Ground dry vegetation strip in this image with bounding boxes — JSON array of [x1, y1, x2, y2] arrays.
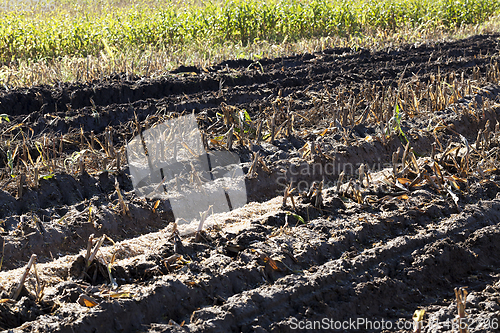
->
[[0, 0, 500, 86]]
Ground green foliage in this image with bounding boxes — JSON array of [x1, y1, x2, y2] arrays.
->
[[387, 103, 409, 144], [6, 149, 15, 177], [238, 109, 254, 134], [286, 211, 306, 224], [0, 0, 499, 63], [64, 150, 84, 169]]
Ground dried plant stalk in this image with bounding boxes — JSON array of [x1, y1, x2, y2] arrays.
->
[[11, 254, 37, 300], [115, 179, 130, 215], [226, 125, 234, 150], [454, 287, 469, 333], [87, 234, 106, 268], [337, 171, 345, 194]]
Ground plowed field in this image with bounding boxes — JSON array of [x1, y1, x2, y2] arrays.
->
[[1, 33, 500, 333]]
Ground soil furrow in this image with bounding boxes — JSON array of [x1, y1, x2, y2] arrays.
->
[[1, 34, 500, 333], [9, 195, 500, 333]]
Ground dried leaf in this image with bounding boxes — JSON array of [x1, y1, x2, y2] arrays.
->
[[434, 162, 443, 179], [109, 292, 131, 299], [264, 257, 280, 271], [382, 177, 395, 187], [444, 146, 460, 157], [210, 138, 223, 146], [449, 179, 461, 191], [410, 152, 419, 172], [451, 175, 467, 183], [83, 298, 98, 307], [413, 309, 426, 321], [253, 249, 281, 271], [88, 206, 92, 224], [298, 143, 310, 158], [7, 123, 24, 132], [394, 180, 409, 192], [153, 200, 160, 213], [78, 294, 98, 307], [397, 178, 411, 185], [163, 254, 182, 265], [433, 125, 447, 133]]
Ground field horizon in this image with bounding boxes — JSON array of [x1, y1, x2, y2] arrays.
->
[[0, 0, 500, 87]]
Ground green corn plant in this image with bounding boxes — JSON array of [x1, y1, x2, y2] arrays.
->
[[1, 0, 499, 65], [386, 103, 409, 144]]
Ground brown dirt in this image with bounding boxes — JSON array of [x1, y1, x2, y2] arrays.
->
[[0, 34, 500, 332]]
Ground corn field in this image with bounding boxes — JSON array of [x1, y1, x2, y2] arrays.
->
[[0, 0, 499, 64]]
